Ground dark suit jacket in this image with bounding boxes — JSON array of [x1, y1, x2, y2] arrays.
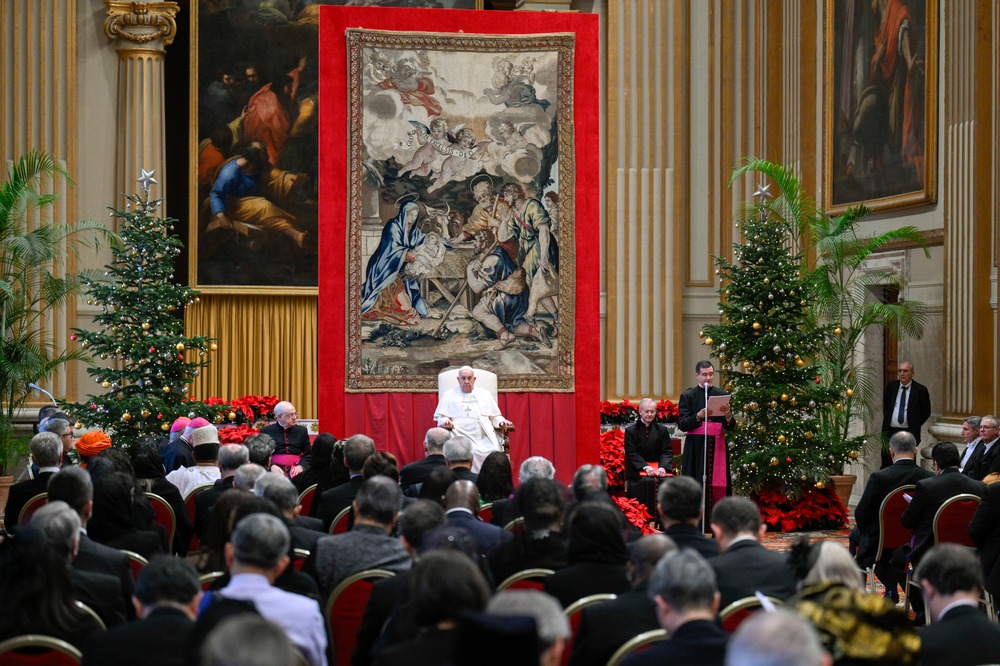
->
[[623, 421, 673, 483], [853, 458, 933, 566], [542, 561, 630, 608], [194, 475, 236, 541], [260, 422, 312, 466], [74, 532, 137, 620], [81, 606, 195, 666], [620, 619, 728, 666], [968, 481, 1000, 596], [677, 385, 735, 434], [568, 587, 658, 666], [316, 475, 365, 532], [399, 455, 447, 488], [664, 523, 720, 559], [710, 539, 797, 608], [452, 466, 478, 484], [488, 530, 570, 584], [880, 380, 931, 443], [920, 604, 1000, 666], [446, 509, 510, 554], [71, 568, 128, 628], [4, 470, 55, 529], [161, 438, 194, 472], [900, 468, 985, 564]]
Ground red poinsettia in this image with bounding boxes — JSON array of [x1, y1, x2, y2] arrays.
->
[[600, 428, 626, 489], [600, 399, 679, 425], [656, 399, 679, 421], [753, 485, 847, 533], [613, 495, 659, 535], [229, 394, 279, 423], [217, 424, 261, 445]]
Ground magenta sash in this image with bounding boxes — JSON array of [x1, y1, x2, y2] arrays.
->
[[687, 422, 727, 505], [271, 453, 302, 468]]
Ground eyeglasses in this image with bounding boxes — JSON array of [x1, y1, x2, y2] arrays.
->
[[279, 412, 298, 418], [981, 424, 999, 430], [60, 432, 74, 438]]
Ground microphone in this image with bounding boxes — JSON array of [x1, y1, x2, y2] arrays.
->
[[29, 383, 57, 406]]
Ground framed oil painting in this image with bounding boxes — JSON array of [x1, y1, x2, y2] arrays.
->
[[189, 0, 482, 293], [824, 0, 937, 214]]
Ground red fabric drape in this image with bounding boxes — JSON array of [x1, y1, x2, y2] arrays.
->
[[318, 7, 600, 483]]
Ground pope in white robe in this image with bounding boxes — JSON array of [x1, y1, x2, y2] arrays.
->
[[434, 366, 512, 471]]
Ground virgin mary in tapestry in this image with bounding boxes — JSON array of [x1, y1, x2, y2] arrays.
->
[[345, 29, 576, 392]]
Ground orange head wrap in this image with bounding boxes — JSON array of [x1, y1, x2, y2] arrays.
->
[[75, 430, 112, 463]]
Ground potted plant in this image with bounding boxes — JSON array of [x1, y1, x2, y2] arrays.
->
[[0, 151, 111, 489], [731, 159, 927, 488]]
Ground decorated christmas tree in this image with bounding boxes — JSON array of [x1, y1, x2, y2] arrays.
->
[[63, 170, 235, 446], [700, 181, 861, 529]]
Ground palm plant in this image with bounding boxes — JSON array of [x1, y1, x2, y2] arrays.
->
[[731, 158, 927, 457], [0, 151, 112, 474]]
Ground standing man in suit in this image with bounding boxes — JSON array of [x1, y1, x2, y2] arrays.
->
[[962, 415, 1000, 482], [850, 431, 933, 602], [957, 416, 982, 472], [260, 400, 312, 477], [81, 557, 202, 666], [917, 544, 1000, 665], [624, 398, 673, 516], [678, 361, 735, 520], [400, 427, 451, 491], [708, 496, 797, 608], [5, 431, 62, 531], [880, 361, 931, 469]]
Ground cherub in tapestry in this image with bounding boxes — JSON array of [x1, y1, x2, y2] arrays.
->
[[345, 30, 575, 392]]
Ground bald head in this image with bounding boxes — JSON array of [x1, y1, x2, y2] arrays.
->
[[444, 480, 480, 512], [424, 427, 451, 454]]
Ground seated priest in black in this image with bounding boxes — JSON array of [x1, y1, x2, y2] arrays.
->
[[624, 398, 673, 517], [260, 400, 311, 477]]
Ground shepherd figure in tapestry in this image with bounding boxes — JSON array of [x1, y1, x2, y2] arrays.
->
[[346, 30, 575, 392]]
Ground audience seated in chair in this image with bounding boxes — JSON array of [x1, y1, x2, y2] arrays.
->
[[488, 477, 570, 584], [789, 539, 917, 664], [315, 475, 411, 595], [315, 434, 374, 532], [80, 556, 202, 666], [475, 450, 514, 504], [657, 476, 719, 559], [166, 425, 222, 498], [292, 433, 347, 499], [445, 480, 510, 554], [131, 438, 194, 555], [484, 590, 572, 666], [708, 496, 797, 608], [194, 444, 250, 541], [569, 533, 676, 666], [489, 456, 557, 527], [371, 549, 491, 666], [917, 544, 1000, 666], [88, 471, 165, 561], [619, 550, 729, 666], [443, 435, 479, 484], [400, 427, 451, 493], [214, 513, 327, 666], [202, 614, 300, 666], [4, 431, 62, 532]]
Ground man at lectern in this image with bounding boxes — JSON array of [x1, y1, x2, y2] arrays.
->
[[678, 361, 735, 520]]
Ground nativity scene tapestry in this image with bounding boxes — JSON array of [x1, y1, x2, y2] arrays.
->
[[344, 29, 576, 392]]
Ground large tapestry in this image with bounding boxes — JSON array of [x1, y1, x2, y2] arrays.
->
[[345, 30, 575, 392], [318, 6, 600, 478]]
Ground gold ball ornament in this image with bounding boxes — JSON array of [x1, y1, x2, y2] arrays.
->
[[162, 386, 171, 393], [846, 388, 854, 397], [704, 338, 713, 346], [698, 331, 704, 338], [101, 381, 111, 389], [161, 423, 170, 432], [74, 422, 83, 429], [121, 412, 132, 422], [781, 393, 789, 401], [777, 434, 786, 443], [140, 409, 151, 418], [214, 414, 224, 424], [176, 343, 185, 352], [141, 322, 150, 330], [815, 481, 826, 489], [228, 411, 237, 420], [763, 277, 770, 284], [834, 327, 842, 335], [804, 431, 813, 439], [752, 322, 761, 330], [209, 342, 218, 351], [769, 457, 779, 467], [769, 401, 778, 408], [795, 358, 805, 367], [849, 450, 859, 460]]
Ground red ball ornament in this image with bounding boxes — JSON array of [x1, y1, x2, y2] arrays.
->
[[71, 334, 77, 341], [89, 403, 97, 409], [786, 457, 792, 463], [149, 347, 156, 353], [815, 376, 821, 383], [177, 354, 184, 360], [157, 413, 163, 419]]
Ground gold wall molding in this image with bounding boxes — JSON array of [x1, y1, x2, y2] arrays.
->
[[104, 1, 178, 48]]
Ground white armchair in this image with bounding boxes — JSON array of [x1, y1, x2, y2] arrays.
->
[[436, 367, 511, 456]]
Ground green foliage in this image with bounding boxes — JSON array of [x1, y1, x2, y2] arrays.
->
[[61, 186, 234, 448], [730, 158, 928, 457], [702, 193, 860, 497], [0, 151, 113, 475]]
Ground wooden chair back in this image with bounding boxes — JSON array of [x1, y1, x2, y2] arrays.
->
[[0, 635, 83, 666], [324, 569, 396, 666], [496, 568, 555, 592]]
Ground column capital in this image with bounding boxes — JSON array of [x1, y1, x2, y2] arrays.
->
[[104, 1, 180, 49]]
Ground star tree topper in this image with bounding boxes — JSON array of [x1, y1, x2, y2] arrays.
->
[[137, 168, 158, 191]]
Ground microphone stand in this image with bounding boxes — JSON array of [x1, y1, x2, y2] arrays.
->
[[701, 381, 709, 533], [29, 383, 57, 406]]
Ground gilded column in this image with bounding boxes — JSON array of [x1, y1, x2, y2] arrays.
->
[[103, 1, 179, 213]]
